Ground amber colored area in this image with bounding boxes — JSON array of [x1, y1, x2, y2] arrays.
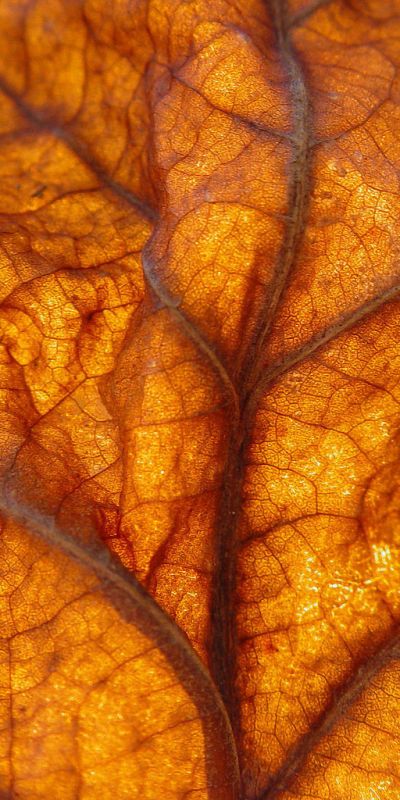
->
[[0, 0, 400, 798]]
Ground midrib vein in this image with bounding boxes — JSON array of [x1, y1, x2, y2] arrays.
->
[[242, 0, 311, 395], [208, 1, 313, 788]]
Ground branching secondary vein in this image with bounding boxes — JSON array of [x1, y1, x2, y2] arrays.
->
[[0, 76, 158, 223], [0, 496, 241, 798], [258, 628, 400, 800]]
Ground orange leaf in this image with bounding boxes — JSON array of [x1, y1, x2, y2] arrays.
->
[[0, 1, 400, 798]]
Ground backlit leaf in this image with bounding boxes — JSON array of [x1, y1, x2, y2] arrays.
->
[[0, 0, 399, 798]]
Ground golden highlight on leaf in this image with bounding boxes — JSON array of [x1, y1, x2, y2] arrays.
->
[[0, 0, 400, 798]]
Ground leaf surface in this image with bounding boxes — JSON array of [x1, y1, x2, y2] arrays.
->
[[0, 0, 400, 798]]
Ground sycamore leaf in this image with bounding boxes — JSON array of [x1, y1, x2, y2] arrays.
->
[[0, 0, 400, 799]]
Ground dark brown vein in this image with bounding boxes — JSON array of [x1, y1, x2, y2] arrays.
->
[[142, 250, 240, 418], [171, 69, 291, 141], [253, 281, 400, 404], [0, 76, 158, 223], [0, 495, 241, 800], [289, 0, 334, 28], [208, 0, 313, 769], [242, 0, 312, 397], [258, 627, 400, 800]]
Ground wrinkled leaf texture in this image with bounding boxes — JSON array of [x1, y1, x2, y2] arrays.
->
[[0, 0, 400, 798]]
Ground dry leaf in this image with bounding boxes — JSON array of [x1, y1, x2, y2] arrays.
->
[[0, 0, 400, 798]]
